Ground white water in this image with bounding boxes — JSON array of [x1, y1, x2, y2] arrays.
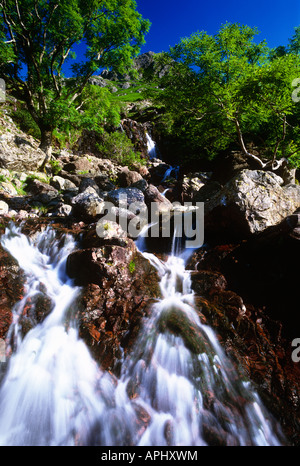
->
[[0, 224, 284, 446], [146, 132, 158, 160], [161, 165, 180, 182]]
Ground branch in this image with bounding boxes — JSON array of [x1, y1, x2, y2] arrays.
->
[[271, 113, 287, 165], [234, 118, 267, 168]]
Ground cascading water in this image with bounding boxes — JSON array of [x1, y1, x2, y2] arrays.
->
[[0, 223, 284, 446], [146, 133, 158, 160]]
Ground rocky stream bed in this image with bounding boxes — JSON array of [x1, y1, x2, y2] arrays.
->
[[0, 113, 299, 445]]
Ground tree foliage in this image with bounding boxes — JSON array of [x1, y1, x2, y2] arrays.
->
[[155, 23, 300, 169], [0, 0, 150, 164]]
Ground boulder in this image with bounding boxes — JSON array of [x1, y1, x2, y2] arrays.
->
[[0, 201, 9, 215], [118, 167, 143, 187], [71, 187, 105, 222], [0, 120, 45, 171], [131, 179, 148, 192], [143, 184, 174, 214], [51, 176, 78, 193], [66, 241, 161, 370], [197, 170, 300, 239], [106, 187, 145, 209], [95, 219, 128, 247], [0, 181, 18, 196], [78, 177, 102, 195], [25, 178, 60, 204]]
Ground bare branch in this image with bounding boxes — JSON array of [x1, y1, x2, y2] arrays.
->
[[271, 113, 287, 166], [234, 118, 267, 168]]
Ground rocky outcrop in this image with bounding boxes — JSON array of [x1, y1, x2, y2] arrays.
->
[[121, 119, 149, 156], [187, 211, 300, 445], [0, 115, 45, 171], [0, 240, 25, 342], [66, 230, 161, 371], [195, 169, 300, 240]]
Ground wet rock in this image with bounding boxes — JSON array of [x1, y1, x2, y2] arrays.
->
[[0, 239, 25, 341], [190, 270, 227, 296], [188, 214, 300, 445], [66, 241, 160, 371], [218, 210, 300, 338], [143, 184, 173, 214], [157, 305, 207, 354]]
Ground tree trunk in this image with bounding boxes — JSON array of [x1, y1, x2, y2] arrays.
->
[[39, 126, 53, 169]]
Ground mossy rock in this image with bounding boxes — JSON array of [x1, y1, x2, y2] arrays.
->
[[157, 305, 208, 354]]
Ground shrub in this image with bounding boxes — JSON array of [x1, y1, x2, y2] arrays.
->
[[97, 132, 145, 169]]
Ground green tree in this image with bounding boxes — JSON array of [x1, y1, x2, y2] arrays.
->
[[0, 0, 150, 166], [157, 23, 300, 170]]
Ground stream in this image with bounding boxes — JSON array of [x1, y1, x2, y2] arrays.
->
[[0, 222, 284, 446]]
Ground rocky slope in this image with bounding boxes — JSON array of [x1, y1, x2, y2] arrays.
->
[[0, 111, 300, 445]]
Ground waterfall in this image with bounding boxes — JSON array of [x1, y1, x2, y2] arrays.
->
[[161, 165, 180, 182], [146, 132, 158, 160], [0, 223, 284, 446]]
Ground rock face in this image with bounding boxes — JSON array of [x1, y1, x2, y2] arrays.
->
[[66, 235, 161, 371], [0, 115, 45, 171], [187, 212, 300, 446], [0, 225, 25, 344], [195, 170, 300, 239]]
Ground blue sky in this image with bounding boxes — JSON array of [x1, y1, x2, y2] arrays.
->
[[136, 0, 300, 53], [66, 0, 300, 76]]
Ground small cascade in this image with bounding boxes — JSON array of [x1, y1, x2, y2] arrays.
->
[[161, 165, 180, 182], [146, 132, 158, 159], [0, 223, 285, 446]]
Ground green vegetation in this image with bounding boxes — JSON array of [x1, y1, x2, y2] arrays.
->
[[153, 23, 300, 169], [96, 131, 146, 169], [1, 3, 300, 174], [0, 0, 150, 166], [129, 260, 136, 274]]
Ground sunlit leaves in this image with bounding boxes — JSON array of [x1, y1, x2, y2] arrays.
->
[[0, 0, 150, 147], [156, 22, 300, 166]]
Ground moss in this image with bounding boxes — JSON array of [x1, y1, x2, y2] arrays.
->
[[129, 260, 136, 274], [157, 306, 207, 354]]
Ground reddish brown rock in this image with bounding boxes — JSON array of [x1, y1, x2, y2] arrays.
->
[[67, 240, 161, 371], [0, 240, 25, 340], [188, 214, 300, 446]]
